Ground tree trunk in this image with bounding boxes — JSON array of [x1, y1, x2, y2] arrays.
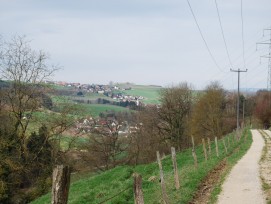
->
[[52, 165, 71, 204]]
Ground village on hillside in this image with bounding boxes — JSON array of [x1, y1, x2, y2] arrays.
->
[[46, 80, 145, 106]]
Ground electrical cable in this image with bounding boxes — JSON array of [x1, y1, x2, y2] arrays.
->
[[186, 0, 226, 73], [241, 0, 246, 68], [214, 0, 233, 68]]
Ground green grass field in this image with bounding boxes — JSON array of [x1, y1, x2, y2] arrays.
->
[[84, 92, 113, 100], [52, 95, 130, 118], [57, 135, 87, 150], [115, 84, 161, 104], [31, 129, 252, 204], [52, 84, 161, 105], [79, 103, 130, 118]]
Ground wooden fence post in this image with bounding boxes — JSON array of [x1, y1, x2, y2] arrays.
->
[[207, 137, 211, 156], [240, 128, 243, 140], [232, 130, 236, 143], [191, 136, 195, 149], [235, 130, 239, 141], [191, 137, 198, 169], [215, 137, 219, 157], [202, 138, 208, 161], [192, 149, 198, 169], [52, 165, 71, 204], [227, 136, 230, 148], [156, 151, 169, 204], [223, 139, 228, 154], [171, 147, 180, 190], [134, 173, 144, 204], [245, 129, 248, 142]]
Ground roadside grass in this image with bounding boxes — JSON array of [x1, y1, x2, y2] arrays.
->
[[258, 130, 271, 202], [259, 130, 268, 162], [31, 129, 252, 204]]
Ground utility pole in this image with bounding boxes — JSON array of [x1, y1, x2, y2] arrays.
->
[[256, 28, 271, 91], [230, 68, 248, 130]]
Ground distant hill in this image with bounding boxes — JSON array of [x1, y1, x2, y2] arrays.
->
[[0, 80, 10, 88], [228, 88, 266, 94]]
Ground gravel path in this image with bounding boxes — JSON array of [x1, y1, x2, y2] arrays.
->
[[217, 130, 265, 204]]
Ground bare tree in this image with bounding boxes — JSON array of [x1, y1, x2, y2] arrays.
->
[[253, 90, 271, 129], [191, 82, 226, 141], [158, 83, 192, 150], [128, 106, 168, 164], [0, 35, 65, 202], [0, 35, 59, 158], [81, 118, 131, 171], [1, 35, 57, 83]]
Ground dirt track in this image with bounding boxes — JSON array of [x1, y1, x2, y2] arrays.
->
[[217, 130, 265, 204]]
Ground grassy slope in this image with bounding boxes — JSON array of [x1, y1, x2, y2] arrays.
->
[[53, 84, 161, 105], [52, 95, 130, 118], [120, 85, 161, 104], [51, 85, 159, 118], [80, 103, 130, 118], [32, 129, 252, 204]]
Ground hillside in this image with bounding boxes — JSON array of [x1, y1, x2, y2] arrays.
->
[[32, 129, 252, 204], [51, 83, 161, 117], [116, 84, 161, 104]]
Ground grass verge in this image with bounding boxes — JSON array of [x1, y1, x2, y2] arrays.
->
[[258, 130, 271, 203], [31, 129, 252, 204]]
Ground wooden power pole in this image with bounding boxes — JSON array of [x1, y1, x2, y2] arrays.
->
[[230, 68, 247, 130]]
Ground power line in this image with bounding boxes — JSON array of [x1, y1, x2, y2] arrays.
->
[[214, 0, 233, 68], [186, 0, 225, 73], [241, 0, 246, 68], [207, 41, 260, 85], [256, 28, 271, 90], [244, 62, 266, 84]]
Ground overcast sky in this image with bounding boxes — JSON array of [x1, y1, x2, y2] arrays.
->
[[0, 0, 271, 90]]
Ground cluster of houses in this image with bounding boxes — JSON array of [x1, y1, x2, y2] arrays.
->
[[105, 92, 144, 105], [46, 80, 145, 105], [46, 80, 131, 93], [74, 116, 140, 136]]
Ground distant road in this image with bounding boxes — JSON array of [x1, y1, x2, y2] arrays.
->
[[217, 130, 265, 204]]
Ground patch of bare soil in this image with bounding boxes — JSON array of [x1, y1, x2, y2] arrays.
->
[[189, 160, 227, 204], [260, 130, 271, 203]]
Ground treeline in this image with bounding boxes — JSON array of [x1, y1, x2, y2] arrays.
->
[[80, 82, 271, 172], [81, 82, 233, 169]]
